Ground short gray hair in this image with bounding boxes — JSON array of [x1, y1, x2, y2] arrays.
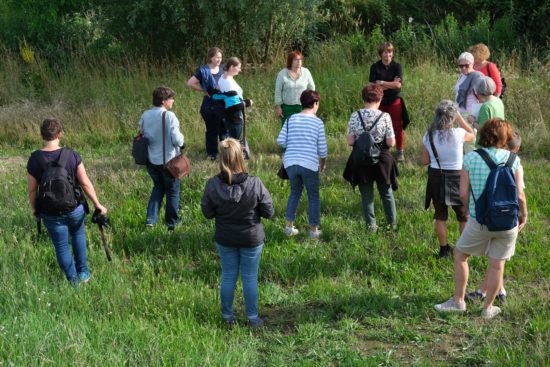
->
[[474, 76, 496, 96], [457, 52, 474, 64]]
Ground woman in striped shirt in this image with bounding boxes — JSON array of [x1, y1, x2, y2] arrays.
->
[[277, 90, 327, 239]]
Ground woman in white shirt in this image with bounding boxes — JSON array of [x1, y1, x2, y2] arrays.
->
[[421, 100, 475, 258], [217, 57, 252, 140]]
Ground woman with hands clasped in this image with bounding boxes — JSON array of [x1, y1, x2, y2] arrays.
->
[[274, 51, 315, 126]]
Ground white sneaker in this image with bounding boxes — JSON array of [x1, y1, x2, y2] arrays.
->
[[434, 297, 466, 312], [284, 226, 299, 236], [482, 305, 501, 320], [309, 230, 322, 239]]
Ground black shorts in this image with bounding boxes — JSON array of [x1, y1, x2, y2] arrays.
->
[[426, 167, 468, 222]]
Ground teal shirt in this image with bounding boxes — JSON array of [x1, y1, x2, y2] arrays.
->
[[463, 147, 520, 218]]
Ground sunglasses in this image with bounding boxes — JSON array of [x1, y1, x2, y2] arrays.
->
[[458, 64, 470, 68]]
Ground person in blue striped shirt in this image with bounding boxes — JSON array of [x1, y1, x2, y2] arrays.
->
[[277, 90, 328, 239]]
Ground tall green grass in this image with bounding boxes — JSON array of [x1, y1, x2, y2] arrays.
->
[[0, 49, 549, 365]]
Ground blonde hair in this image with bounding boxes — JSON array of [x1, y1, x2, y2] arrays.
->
[[219, 138, 246, 183], [469, 43, 491, 61]]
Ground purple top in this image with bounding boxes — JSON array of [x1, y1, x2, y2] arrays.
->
[[27, 148, 82, 182]]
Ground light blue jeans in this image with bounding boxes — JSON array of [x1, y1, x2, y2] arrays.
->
[[42, 205, 88, 283], [216, 243, 264, 321], [285, 165, 321, 226], [358, 181, 397, 227]]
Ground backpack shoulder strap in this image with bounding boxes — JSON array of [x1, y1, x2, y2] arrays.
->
[[356, 110, 367, 131], [428, 131, 442, 171], [475, 148, 497, 169], [57, 148, 71, 168], [367, 111, 384, 132], [505, 152, 517, 168]]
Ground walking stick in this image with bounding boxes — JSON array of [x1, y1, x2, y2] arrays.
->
[[92, 209, 111, 262]]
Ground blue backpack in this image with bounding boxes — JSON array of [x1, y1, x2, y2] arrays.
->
[[471, 149, 518, 231]]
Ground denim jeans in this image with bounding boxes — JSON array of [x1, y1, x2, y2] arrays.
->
[[225, 122, 243, 140], [216, 243, 264, 321], [146, 162, 180, 228], [201, 103, 227, 156], [358, 181, 397, 227], [285, 165, 321, 226], [42, 205, 87, 283]]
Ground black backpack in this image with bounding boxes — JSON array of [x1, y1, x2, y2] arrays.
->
[[36, 148, 79, 215], [351, 111, 384, 166], [471, 149, 518, 231], [487, 62, 507, 98]]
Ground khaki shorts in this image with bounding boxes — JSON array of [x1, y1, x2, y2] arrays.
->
[[456, 217, 518, 260]]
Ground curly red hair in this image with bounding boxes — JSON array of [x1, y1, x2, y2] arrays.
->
[[478, 118, 514, 148]]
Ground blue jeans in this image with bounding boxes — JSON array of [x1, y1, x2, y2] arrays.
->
[[216, 243, 264, 321], [358, 181, 397, 227], [42, 205, 87, 283], [285, 165, 321, 226], [146, 162, 180, 228], [225, 122, 243, 140], [201, 103, 227, 156]]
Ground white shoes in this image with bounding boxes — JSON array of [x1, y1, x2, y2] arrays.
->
[[482, 305, 502, 320], [434, 297, 467, 312], [283, 226, 299, 236]]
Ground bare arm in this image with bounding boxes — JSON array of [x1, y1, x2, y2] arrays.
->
[[456, 113, 476, 142], [385, 136, 396, 147], [515, 166, 528, 231], [319, 157, 326, 173], [346, 134, 356, 146], [187, 75, 207, 95], [27, 174, 38, 217], [459, 168, 470, 208], [421, 146, 430, 165], [76, 163, 107, 214]]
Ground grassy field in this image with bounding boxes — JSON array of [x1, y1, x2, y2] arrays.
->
[[0, 53, 549, 365]]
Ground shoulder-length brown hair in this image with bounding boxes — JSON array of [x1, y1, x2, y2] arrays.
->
[[478, 118, 514, 148], [286, 51, 303, 69]]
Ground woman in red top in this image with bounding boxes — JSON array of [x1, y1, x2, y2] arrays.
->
[[470, 43, 503, 97]]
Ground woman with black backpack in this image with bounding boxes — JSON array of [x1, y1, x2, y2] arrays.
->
[[343, 83, 398, 232], [27, 118, 107, 285]]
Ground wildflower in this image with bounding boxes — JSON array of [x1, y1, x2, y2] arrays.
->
[[19, 40, 35, 64]]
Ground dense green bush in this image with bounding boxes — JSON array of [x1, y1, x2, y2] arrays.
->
[[0, 1, 547, 65]]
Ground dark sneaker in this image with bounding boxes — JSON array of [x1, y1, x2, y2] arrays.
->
[[437, 244, 452, 258], [495, 292, 507, 304], [223, 316, 238, 327], [465, 290, 485, 303], [207, 155, 216, 161], [247, 317, 264, 329], [396, 150, 405, 162]]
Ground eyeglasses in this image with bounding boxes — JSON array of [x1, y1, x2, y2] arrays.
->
[[458, 64, 470, 68], [293, 58, 303, 61]]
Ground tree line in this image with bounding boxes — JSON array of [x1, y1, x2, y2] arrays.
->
[[0, 0, 548, 65]]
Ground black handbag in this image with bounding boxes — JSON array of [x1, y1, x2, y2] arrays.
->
[[427, 132, 462, 206], [132, 131, 148, 165]]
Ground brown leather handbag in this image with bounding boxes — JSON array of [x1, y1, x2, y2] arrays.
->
[[162, 111, 191, 179]]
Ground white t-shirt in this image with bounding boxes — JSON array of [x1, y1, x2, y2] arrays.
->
[[218, 76, 243, 98], [423, 128, 467, 170]]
